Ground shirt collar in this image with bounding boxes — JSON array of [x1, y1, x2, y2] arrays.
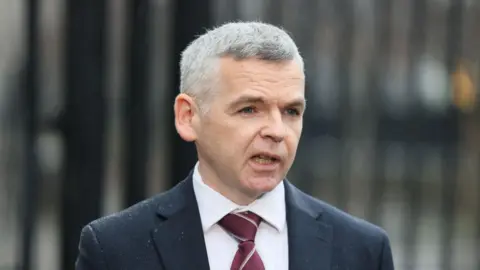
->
[[192, 162, 286, 233]]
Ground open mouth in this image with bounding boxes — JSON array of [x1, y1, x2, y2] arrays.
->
[[250, 154, 280, 165]]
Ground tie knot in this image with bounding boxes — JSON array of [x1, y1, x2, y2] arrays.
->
[[218, 211, 262, 242]]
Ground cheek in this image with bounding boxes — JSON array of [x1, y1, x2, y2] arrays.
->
[[286, 138, 299, 155], [225, 118, 258, 137], [202, 123, 248, 155], [286, 126, 302, 151]]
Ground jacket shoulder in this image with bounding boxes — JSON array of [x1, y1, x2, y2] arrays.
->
[[88, 178, 189, 234], [288, 184, 390, 250], [289, 186, 393, 268], [76, 179, 191, 268], [98, 192, 163, 227]]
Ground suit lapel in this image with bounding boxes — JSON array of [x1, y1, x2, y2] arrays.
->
[[151, 175, 210, 270], [285, 181, 332, 270]]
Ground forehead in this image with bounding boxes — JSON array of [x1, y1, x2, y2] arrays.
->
[[217, 57, 305, 102]]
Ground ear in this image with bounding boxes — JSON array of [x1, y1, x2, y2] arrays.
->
[[174, 93, 198, 142]]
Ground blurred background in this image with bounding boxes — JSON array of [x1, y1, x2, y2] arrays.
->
[[0, 0, 479, 269]]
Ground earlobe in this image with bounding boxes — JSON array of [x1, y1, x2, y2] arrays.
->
[[174, 93, 198, 142]]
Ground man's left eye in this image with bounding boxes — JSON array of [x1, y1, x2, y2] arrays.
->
[[285, 108, 300, 116]]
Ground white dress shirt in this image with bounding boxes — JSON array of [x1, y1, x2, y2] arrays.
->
[[192, 162, 289, 270]]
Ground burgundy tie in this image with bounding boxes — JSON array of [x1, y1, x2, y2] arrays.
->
[[218, 211, 265, 270]]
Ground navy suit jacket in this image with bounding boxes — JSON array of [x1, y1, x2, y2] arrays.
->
[[76, 172, 394, 270]]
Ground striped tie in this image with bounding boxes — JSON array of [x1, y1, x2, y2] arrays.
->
[[218, 211, 265, 270]]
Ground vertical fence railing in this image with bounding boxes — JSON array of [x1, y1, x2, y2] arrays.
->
[[335, 0, 354, 211], [123, 0, 151, 207], [403, 0, 427, 267], [367, 0, 392, 226], [439, 1, 464, 267], [477, 155, 480, 269], [61, 1, 108, 269], [20, 0, 39, 269], [403, 146, 423, 269], [439, 146, 458, 270]]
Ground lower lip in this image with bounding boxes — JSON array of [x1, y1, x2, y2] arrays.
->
[[248, 158, 280, 171]]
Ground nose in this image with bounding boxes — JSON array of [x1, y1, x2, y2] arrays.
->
[[260, 111, 286, 143]]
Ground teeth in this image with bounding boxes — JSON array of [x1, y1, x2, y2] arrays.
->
[[253, 156, 275, 164]]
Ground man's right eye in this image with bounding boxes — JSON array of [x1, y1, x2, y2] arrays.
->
[[238, 106, 256, 114]]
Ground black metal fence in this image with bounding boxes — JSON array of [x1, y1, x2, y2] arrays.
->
[[0, 0, 479, 269]]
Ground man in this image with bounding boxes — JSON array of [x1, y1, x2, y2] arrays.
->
[[76, 21, 394, 270]]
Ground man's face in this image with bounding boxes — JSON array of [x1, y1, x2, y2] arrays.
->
[[177, 57, 305, 204]]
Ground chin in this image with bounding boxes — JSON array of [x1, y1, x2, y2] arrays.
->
[[243, 175, 282, 194]]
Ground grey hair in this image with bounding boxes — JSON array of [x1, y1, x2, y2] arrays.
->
[[179, 21, 304, 112]]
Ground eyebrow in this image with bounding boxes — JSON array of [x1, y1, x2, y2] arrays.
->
[[287, 98, 307, 110], [228, 95, 306, 110]]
